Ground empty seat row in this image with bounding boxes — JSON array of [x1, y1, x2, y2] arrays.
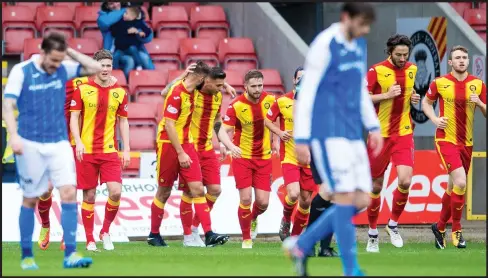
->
[[450, 3, 486, 41]]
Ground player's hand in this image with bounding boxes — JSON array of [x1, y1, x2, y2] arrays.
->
[[75, 142, 85, 162], [184, 63, 197, 76], [368, 131, 384, 158], [279, 130, 292, 142], [228, 144, 242, 159], [9, 134, 23, 155], [295, 143, 311, 165], [224, 83, 237, 98], [121, 150, 131, 169], [470, 93, 482, 106], [411, 89, 420, 104], [386, 82, 402, 99], [127, 27, 138, 34], [139, 31, 146, 37], [272, 139, 280, 156], [178, 152, 192, 168], [219, 143, 227, 161], [434, 116, 448, 129]]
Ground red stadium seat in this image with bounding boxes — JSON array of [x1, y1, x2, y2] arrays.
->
[[478, 31, 486, 41], [129, 70, 168, 101], [480, 3, 486, 10], [220, 93, 234, 115], [464, 9, 487, 31], [190, 6, 229, 40], [129, 127, 157, 151], [156, 102, 165, 123], [127, 102, 158, 125], [152, 6, 191, 40], [167, 70, 185, 84], [127, 102, 158, 151], [53, 2, 84, 14], [260, 69, 285, 95], [75, 6, 102, 48], [224, 70, 245, 95], [15, 2, 47, 15], [219, 38, 258, 74], [111, 69, 129, 94], [169, 2, 199, 16], [179, 38, 219, 67], [36, 6, 76, 39], [450, 2, 473, 16], [145, 38, 182, 72], [122, 155, 140, 178], [140, 6, 152, 29], [196, 29, 228, 47], [2, 6, 37, 55], [22, 38, 43, 61], [68, 38, 99, 56]]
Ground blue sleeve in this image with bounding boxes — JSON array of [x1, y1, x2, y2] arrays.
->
[[97, 8, 126, 32], [137, 22, 153, 44]]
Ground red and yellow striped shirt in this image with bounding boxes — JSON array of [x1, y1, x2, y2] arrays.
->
[[70, 80, 128, 154], [191, 90, 222, 152], [267, 91, 309, 167], [158, 80, 194, 144], [367, 60, 418, 137], [426, 73, 486, 146], [65, 77, 90, 145], [223, 92, 275, 160]]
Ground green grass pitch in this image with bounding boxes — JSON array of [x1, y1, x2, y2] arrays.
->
[[2, 241, 486, 276]]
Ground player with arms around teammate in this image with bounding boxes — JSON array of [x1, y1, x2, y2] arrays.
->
[[70, 49, 131, 252], [149, 61, 229, 247], [2, 32, 102, 270], [220, 70, 276, 249], [423, 46, 486, 249], [365, 34, 421, 252], [282, 3, 383, 276]]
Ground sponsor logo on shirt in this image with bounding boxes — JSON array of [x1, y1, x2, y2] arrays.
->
[[167, 105, 178, 114]]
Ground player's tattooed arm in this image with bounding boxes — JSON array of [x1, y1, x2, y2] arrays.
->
[[66, 47, 102, 77]]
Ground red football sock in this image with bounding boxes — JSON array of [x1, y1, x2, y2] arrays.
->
[[282, 195, 297, 222], [450, 186, 465, 232], [192, 193, 217, 228], [291, 204, 310, 236], [38, 193, 53, 228], [193, 196, 212, 233], [101, 197, 120, 235], [437, 190, 451, 231], [390, 187, 409, 223], [151, 197, 165, 234], [367, 192, 381, 229], [81, 201, 95, 243], [251, 202, 266, 220], [180, 194, 193, 236], [238, 203, 252, 240]]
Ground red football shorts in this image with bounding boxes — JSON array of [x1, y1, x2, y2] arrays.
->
[[282, 163, 317, 192], [435, 141, 473, 174], [368, 134, 414, 179], [78, 152, 122, 190], [72, 145, 85, 188], [232, 158, 272, 192], [178, 149, 221, 192], [157, 142, 202, 187]]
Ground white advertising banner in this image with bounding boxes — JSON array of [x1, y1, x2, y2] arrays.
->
[[472, 55, 486, 83]]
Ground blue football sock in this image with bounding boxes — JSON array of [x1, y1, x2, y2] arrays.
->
[[296, 206, 336, 255], [19, 206, 35, 259], [61, 203, 78, 258], [333, 204, 359, 276]]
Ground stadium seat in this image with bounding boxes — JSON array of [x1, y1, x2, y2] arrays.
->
[[122, 156, 140, 178], [36, 6, 76, 39], [2, 6, 37, 55], [260, 69, 285, 95], [190, 6, 230, 45], [152, 6, 191, 40], [128, 102, 158, 151], [145, 38, 182, 72], [111, 69, 129, 94], [480, 2, 486, 10], [129, 70, 168, 102], [68, 38, 99, 56], [219, 38, 259, 74], [127, 102, 158, 125], [220, 93, 234, 115], [167, 70, 185, 84], [179, 38, 219, 67], [464, 9, 487, 31], [140, 6, 152, 28], [156, 102, 165, 123], [53, 2, 84, 14], [15, 2, 47, 15], [22, 38, 43, 61], [450, 2, 473, 16], [477, 31, 486, 41], [224, 70, 245, 95], [75, 6, 102, 48], [129, 127, 157, 151], [169, 2, 199, 16]]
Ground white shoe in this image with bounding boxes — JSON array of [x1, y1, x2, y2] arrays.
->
[[251, 219, 258, 240], [183, 235, 204, 247], [86, 241, 100, 252], [385, 225, 404, 248], [366, 237, 379, 253], [242, 239, 253, 249], [191, 229, 206, 247], [101, 233, 114, 251]]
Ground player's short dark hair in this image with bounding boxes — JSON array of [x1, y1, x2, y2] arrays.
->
[[449, 45, 468, 60], [41, 32, 67, 54], [341, 3, 376, 23], [208, 66, 226, 80], [386, 34, 412, 55], [244, 70, 263, 83], [294, 66, 304, 79], [192, 61, 211, 76], [93, 49, 113, 61]]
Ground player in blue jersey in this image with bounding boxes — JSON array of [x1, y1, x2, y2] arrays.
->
[[2, 32, 102, 270], [282, 3, 383, 276]]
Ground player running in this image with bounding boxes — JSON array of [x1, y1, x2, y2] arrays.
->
[[2, 32, 101, 270], [70, 49, 130, 252], [220, 70, 276, 249], [281, 3, 382, 276], [149, 61, 229, 248], [365, 34, 421, 252], [265, 68, 317, 242], [423, 45, 486, 249]]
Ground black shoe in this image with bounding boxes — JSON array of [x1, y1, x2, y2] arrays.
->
[[147, 233, 168, 247], [431, 223, 446, 250], [318, 247, 339, 257], [279, 218, 291, 242], [205, 232, 230, 247], [452, 230, 467, 249]]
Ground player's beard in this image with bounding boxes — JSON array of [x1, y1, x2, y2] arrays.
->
[[391, 57, 406, 69], [452, 65, 467, 75]]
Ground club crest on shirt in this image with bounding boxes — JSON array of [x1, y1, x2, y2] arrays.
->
[[469, 85, 476, 92], [264, 103, 270, 109], [112, 91, 119, 98]]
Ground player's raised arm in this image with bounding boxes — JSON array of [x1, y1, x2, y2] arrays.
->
[[65, 47, 102, 78], [2, 64, 24, 154]]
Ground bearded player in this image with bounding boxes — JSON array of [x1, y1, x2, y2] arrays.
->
[[70, 49, 130, 252], [365, 34, 421, 252], [220, 70, 276, 249], [148, 61, 229, 247], [423, 45, 486, 249]]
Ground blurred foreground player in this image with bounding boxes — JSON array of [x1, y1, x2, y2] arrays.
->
[[423, 45, 486, 249], [282, 3, 383, 276]]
